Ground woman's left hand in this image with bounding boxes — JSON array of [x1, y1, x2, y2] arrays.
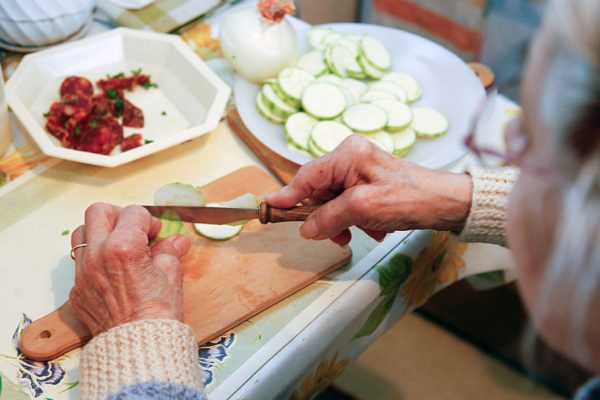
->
[[69, 203, 192, 336]]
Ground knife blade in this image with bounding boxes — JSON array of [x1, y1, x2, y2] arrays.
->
[[143, 205, 259, 225], [143, 203, 319, 225]]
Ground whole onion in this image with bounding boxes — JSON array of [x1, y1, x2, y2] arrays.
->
[[220, 0, 299, 83]]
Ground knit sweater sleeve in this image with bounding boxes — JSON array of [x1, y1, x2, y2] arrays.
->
[[457, 165, 520, 247], [79, 319, 206, 400]]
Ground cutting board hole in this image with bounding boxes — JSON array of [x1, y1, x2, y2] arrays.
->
[[39, 330, 52, 339]]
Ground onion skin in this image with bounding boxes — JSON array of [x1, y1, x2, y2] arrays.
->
[[258, 0, 296, 22], [220, 4, 299, 83]]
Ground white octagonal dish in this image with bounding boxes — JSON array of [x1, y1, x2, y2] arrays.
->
[[6, 27, 231, 167]]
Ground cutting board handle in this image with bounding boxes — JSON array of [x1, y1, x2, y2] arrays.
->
[[20, 302, 91, 361], [259, 203, 319, 224]]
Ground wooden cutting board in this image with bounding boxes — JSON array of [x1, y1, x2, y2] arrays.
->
[[20, 166, 352, 361]]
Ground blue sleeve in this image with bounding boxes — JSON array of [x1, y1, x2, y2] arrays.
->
[[575, 377, 600, 400], [107, 382, 207, 400]]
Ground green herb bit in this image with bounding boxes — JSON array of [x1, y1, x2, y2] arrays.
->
[[43, 112, 49, 118], [144, 139, 154, 144], [161, 111, 166, 116], [112, 72, 125, 78], [143, 82, 158, 90], [61, 230, 70, 236], [115, 99, 124, 117], [90, 119, 99, 128], [132, 68, 142, 75], [74, 127, 81, 136], [106, 89, 119, 99], [63, 96, 78, 105]]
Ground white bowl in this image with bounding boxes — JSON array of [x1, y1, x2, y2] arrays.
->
[[0, 0, 95, 47], [6, 28, 231, 167]]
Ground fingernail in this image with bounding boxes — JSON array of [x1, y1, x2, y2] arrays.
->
[[173, 236, 190, 254], [300, 220, 318, 240]]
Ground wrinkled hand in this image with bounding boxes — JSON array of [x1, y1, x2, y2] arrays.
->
[[266, 136, 472, 246], [69, 203, 192, 336]]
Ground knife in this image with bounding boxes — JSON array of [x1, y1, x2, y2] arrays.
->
[[143, 202, 319, 225]]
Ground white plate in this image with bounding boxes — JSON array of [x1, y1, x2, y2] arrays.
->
[[235, 21, 485, 169], [6, 27, 231, 168]]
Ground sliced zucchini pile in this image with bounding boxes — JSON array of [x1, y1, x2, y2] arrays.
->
[[255, 26, 450, 159]]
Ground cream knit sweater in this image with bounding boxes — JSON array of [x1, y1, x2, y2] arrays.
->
[[458, 165, 519, 247], [79, 166, 519, 399]]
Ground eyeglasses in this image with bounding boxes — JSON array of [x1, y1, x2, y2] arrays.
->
[[463, 89, 560, 180]]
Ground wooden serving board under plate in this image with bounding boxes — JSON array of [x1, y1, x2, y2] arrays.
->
[[20, 166, 352, 361]]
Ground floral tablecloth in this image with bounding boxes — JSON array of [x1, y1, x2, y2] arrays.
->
[[0, 11, 519, 400]]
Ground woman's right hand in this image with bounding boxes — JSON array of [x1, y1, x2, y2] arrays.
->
[[266, 135, 473, 246]]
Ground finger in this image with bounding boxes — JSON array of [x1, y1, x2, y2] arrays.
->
[[84, 203, 121, 246], [112, 205, 155, 243], [71, 225, 86, 264], [301, 198, 324, 206], [361, 228, 387, 242], [151, 235, 191, 261], [153, 253, 183, 286], [152, 252, 184, 321], [71, 225, 85, 247], [299, 189, 360, 240], [148, 217, 162, 239], [311, 189, 339, 202], [331, 229, 352, 247], [265, 155, 344, 208]]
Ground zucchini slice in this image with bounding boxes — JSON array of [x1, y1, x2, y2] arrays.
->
[[302, 82, 347, 120], [285, 112, 318, 151], [309, 27, 333, 50], [310, 121, 353, 153], [368, 81, 408, 103], [261, 84, 298, 119], [411, 107, 449, 138], [360, 36, 392, 71], [153, 182, 205, 206], [341, 78, 368, 103], [256, 92, 285, 124], [359, 89, 398, 103], [364, 131, 394, 153], [391, 127, 417, 157], [278, 67, 316, 102], [297, 50, 328, 77], [382, 72, 422, 103], [371, 99, 413, 131], [342, 103, 388, 133], [358, 54, 385, 80]]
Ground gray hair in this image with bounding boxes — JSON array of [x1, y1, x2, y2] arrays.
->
[[535, 0, 600, 370]]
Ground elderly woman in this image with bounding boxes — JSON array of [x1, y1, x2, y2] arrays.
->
[[69, 0, 599, 398]]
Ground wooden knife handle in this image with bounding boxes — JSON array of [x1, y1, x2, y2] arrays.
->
[[259, 202, 319, 224]]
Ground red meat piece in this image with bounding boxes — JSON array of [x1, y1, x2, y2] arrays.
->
[[96, 74, 151, 92], [122, 99, 144, 128], [62, 95, 92, 117], [91, 94, 116, 118], [60, 76, 94, 99], [121, 134, 144, 152], [76, 117, 123, 155], [45, 102, 70, 145]]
